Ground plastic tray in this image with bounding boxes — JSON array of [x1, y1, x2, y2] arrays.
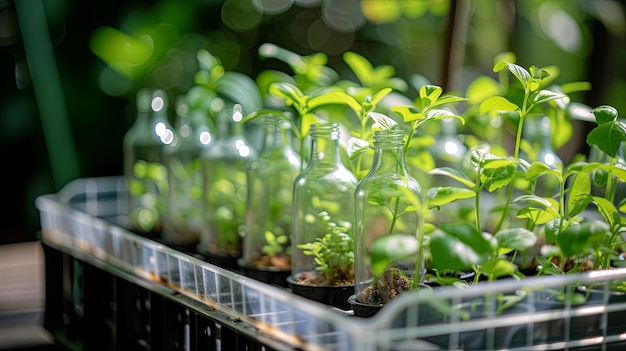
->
[[36, 176, 626, 350]]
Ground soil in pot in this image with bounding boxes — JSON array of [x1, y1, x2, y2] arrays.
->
[[287, 272, 354, 310], [350, 267, 412, 317]]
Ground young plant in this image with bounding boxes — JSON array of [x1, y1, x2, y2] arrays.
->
[[261, 230, 290, 261], [429, 57, 587, 234], [535, 105, 626, 275], [350, 87, 466, 305], [296, 211, 354, 285]]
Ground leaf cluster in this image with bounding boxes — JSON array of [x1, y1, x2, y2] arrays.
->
[[297, 211, 354, 283]]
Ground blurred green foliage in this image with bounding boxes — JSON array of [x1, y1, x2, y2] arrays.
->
[[1, 0, 625, 243]]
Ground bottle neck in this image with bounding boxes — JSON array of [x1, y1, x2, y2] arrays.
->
[[369, 129, 408, 175], [261, 120, 292, 152], [308, 123, 342, 167], [216, 108, 244, 139]]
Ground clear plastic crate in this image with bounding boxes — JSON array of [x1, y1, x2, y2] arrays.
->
[[36, 176, 626, 350]]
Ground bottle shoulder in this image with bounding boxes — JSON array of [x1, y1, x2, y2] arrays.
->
[[356, 172, 421, 192]]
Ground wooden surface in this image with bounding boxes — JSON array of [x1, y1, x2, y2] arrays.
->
[[0, 241, 55, 350]]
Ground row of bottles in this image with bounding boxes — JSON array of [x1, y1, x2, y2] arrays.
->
[[123, 90, 256, 266], [123, 89, 424, 305], [123, 88, 570, 308]]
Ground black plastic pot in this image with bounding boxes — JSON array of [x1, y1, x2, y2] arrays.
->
[[347, 294, 383, 317], [287, 275, 354, 310]]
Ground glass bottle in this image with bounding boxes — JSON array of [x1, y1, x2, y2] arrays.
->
[[353, 128, 423, 304], [162, 96, 213, 247], [123, 89, 174, 235], [291, 123, 358, 290], [240, 117, 301, 280], [198, 104, 258, 268]]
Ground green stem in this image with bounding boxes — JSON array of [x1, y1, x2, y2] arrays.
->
[[606, 157, 616, 204], [388, 197, 401, 235], [495, 88, 530, 233], [474, 189, 482, 233]]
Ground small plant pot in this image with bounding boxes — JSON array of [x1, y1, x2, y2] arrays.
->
[[237, 258, 290, 288], [347, 294, 383, 317], [287, 275, 354, 310]]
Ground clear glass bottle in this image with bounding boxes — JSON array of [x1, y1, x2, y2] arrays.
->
[[353, 128, 423, 303], [198, 104, 258, 268], [240, 117, 301, 278], [123, 89, 174, 235], [162, 96, 213, 247], [291, 123, 358, 289]]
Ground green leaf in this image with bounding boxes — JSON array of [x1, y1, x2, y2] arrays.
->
[[586, 121, 626, 158], [300, 113, 320, 137], [424, 109, 465, 123], [479, 258, 516, 278], [513, 194, 560, 222], [530, 89, 568, 106], [539, 67, 552, 81], [370, 234, 418, 277], [494, 227, 537, 252], [592, 196, 620, 229], [369, 111, 399, 130], [241, 109, 291, 124], [613, 165, 626, 182], [427, 187, 475, 207], [592, 105, 619, 124], [429, 167, 476, 189], [428, 224, 491, 271], [544, 219, 560, 244], [513, 194, 558, 209], [482, 157, 516, 170], [270, 82, 306, 107], [466, 76, 501, 105], [480, 159, 516, 192], [308, 89, 362, 114], [557, 221, 610, 257], [215, 72, 263, 114], [391, 105, 424, 123], [419, 85, 443, 103], [197, 49, 221, 71], [494, 61, 532, 85], [516, 206, 558, 225], [346, 137, 371, 159], [526, 162, 562, 182], [479, 96, 519, 115], [567, 172, 592, 217], [560, 81, 592, 94], [343, 51, 375, 88], [369, 88, 393, 107]]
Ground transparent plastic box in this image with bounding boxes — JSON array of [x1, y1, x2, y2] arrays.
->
[[36, 176, 626, 350]]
